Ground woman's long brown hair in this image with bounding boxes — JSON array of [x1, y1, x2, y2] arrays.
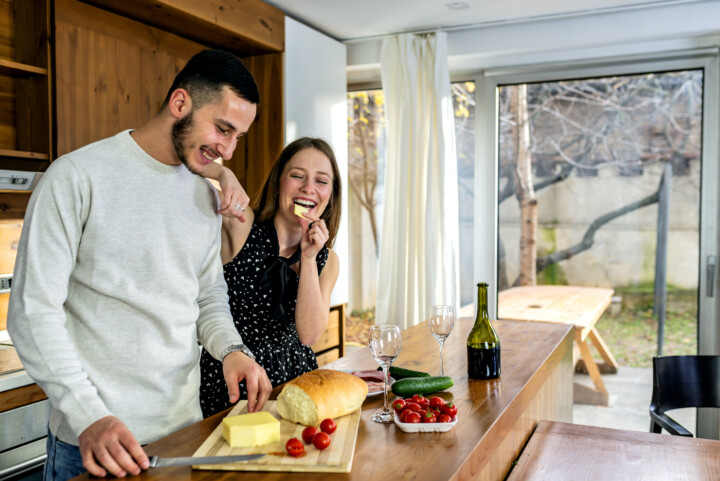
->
[[252, 137, 342, 248]]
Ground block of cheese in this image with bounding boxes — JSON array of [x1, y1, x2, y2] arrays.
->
[[222, 411, 281, 447], [294, 203, 309, 217], [276, 369, 369, 426]]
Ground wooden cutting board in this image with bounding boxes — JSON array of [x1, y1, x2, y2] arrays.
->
[[191, 400, 361, 473]]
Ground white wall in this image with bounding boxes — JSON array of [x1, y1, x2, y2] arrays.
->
[[284, 17, 349, 307]]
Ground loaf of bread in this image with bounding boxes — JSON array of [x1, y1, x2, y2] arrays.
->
[[276, 369, 369, 426]]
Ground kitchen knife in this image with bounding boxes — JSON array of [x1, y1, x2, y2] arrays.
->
[[149, 454, 265, 468]]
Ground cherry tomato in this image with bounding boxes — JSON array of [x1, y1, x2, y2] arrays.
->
[[405, 402, 421, 412], [404, 411, 422, 423], [429, 396, 446, 409], [422, 411, 437, 423], [320, 418, 337, 434], [302, 426, 318, 444], [440, 402, 458, 417], [312, 432, 332, 450], [392, 399, 406, 412], [411, 394, 424, 404], [437, 413, 453, 423], [399, 409, 413, 423], [286, 438, 305, 457]]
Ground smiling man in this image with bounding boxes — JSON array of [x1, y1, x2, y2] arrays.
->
[[7, 50, 272, 481]]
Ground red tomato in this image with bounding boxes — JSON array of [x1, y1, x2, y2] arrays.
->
[[440, 402, 457, 417], [411, 394, 424, 404], [399, 409, 412, 422], [405, 402, 421, 412], [312, 432, 331, 450], [437, 413, 453, 423], [286, 438, 305, 457], [422, 411, 437, 423], [404, 411, 422, 423], [429, 396, 446, 409], [301, 426, 318, 444], [320, 418, 337, 434], [392, 399, 406, 412]]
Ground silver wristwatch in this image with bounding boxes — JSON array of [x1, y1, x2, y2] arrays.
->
[[220, 343, 256, 362]]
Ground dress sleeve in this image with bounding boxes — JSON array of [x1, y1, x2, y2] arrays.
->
[[195, 215, 244, 361], [7, 157, 113, 437]]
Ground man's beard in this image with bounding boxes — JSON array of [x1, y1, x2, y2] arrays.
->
[[171, 111, 201, 175]]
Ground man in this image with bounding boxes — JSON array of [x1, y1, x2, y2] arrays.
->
[[8, 49, 272, 481]]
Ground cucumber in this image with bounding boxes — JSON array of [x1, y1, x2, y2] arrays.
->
[[391, 376, 454, 397], [377, 366, 431, 380]]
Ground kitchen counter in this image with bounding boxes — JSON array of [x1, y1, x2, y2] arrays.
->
[[70, 318, 573, 481], [0, 344, 36, 393]]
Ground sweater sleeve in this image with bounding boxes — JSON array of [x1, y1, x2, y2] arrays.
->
[[7, 158, 112, 437], [195, 215, 244, 361]]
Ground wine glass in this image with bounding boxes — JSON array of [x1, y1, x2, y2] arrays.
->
[[427, 305, 455, 376], [369, 324, 402, 423]]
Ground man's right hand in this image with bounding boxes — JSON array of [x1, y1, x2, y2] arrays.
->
[[78, 416, 149, 477]]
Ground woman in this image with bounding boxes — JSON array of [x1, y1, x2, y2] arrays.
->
[[199, 137, 341, 418]]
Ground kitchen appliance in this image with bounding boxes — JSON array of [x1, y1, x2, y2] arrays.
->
[[0, 274, 49, 481]]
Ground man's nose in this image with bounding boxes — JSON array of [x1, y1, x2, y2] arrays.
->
[[218, 137, 238, 160]]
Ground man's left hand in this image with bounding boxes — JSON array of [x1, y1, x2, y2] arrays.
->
[[223, 352, 272, 412]]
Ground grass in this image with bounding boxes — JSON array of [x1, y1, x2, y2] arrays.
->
[[595, 290, 697, 368], [347, 290, 699, 369]]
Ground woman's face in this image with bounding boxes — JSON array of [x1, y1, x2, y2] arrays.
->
[[278, 147, 334, 222]]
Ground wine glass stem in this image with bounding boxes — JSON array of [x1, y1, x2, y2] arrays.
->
[[438, 340, 445, 376], [382, 365, 390, 413]]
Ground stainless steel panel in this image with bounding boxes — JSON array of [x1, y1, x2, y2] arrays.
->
[[0, 438, 46, 480], [0, 401, 50, 452]]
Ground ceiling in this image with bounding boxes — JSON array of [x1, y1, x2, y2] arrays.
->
[[263, 0, 695, 42]]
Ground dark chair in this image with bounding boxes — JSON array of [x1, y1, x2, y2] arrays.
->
[[649, 355, 720, 436]]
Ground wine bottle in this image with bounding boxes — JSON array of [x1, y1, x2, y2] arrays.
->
[[467, 282, 501, 379]]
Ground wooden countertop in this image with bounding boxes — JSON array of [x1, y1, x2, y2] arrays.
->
[[508, 420, 720, 480], [71, 319, 574, 481]]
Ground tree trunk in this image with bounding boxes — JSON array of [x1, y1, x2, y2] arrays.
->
[[514, 84, 537, 286]]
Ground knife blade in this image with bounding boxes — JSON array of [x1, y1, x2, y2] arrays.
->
[[149, 454, 265, 468]]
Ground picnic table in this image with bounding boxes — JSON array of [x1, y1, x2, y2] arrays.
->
[[498, 285, 618, 405]]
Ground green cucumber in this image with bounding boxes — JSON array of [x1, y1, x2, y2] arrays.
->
[[376, 366, 431, 380], [391, 376, 454, 397]]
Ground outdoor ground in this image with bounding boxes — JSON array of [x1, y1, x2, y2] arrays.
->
[[346, 290, 698, 368]]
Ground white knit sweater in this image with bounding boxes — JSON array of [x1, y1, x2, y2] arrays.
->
[[8, 130, 243, 445]]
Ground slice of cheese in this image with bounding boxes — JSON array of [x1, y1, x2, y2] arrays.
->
[[294, 203, 309, 217], [222, 412, 281, 447]]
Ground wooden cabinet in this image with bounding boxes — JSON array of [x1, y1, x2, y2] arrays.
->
[[0, 0, 53, 172], [312, 304, 346, 366], [53, 0, 285, 198]]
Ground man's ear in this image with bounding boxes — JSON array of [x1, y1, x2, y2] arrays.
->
[[168, 88, 192, 119]]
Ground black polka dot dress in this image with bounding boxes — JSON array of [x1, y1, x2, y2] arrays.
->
[[199, 220, 328, 418]]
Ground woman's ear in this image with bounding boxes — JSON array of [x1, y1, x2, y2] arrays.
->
[[168, 88, 192, 119]]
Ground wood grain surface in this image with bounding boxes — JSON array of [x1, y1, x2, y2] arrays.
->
[[70, 319, 573, 481], [81, 0, 285, 55], [0, 382, 47, 413], [498, 285, 613, 337], [192, 400, 360, 473], [507, 420, 720, 480]]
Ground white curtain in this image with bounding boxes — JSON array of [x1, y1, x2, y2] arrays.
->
[[375, 32, 460, 329]]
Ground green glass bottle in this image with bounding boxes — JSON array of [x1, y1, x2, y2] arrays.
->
[[467, 282, 501, 379]]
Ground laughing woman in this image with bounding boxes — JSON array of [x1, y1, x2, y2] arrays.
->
[[199, 137, 341, 418]]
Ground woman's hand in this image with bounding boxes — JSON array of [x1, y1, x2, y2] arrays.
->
[[300, 214, 329, 260], [215, 166, 250, 222]]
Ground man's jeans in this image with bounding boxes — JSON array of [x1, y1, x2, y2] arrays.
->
[[44, 429, 86, 481]]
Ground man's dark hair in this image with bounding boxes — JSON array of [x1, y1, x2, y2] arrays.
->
[[161, 49, 260, 110]]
